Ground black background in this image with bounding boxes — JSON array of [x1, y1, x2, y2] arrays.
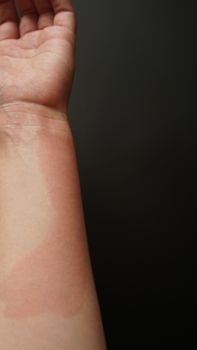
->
[[69, 1, 196, 347]]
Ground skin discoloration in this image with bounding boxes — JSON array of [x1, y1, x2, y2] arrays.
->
[[0, 224, 88, 319], [0, 125, 90, 319]]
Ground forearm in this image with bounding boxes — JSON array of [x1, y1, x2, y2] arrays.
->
[[0, 103, 106, 349]]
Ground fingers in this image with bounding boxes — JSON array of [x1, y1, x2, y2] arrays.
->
[[0, 0, 19, 40], [0, 0, 75, 40], [16, 0, 38, 36], [33, 0, 53, 30]]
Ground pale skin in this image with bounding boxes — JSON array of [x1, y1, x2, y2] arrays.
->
[[0, 1, 106, 349]]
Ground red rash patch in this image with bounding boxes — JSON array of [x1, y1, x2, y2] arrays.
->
[[0, 126, 89, 319]]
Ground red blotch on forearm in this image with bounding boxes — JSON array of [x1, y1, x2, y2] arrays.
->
[[0, 125, 90, 319]]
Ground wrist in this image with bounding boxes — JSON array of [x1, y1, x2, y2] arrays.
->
[[0, 101, 68, 122], [0, 101, 72, 144]]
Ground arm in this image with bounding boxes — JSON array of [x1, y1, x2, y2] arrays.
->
[[0, 1, 106, 349]]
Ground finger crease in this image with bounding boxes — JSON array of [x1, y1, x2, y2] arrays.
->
[[38, 8, 53, 15], [0, 18, 19, 25], [21, 9, 38, 17]]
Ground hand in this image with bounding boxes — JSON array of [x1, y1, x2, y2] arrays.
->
[[0, 0, 76, 114]]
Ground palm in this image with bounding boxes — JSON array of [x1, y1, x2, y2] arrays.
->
[[0, 0, 76, 111]]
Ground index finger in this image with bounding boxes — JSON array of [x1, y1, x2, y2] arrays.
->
[[50, 0, 73, 13], [51, 0, 76, 31]]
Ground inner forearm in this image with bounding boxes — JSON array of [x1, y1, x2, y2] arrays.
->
[[0, 104, 106, 349]]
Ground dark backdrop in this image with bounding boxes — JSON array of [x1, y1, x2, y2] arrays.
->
[[69, 0, 196, 347]]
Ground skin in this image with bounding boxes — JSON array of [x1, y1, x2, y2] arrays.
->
[[0, 1, 106, 349]]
